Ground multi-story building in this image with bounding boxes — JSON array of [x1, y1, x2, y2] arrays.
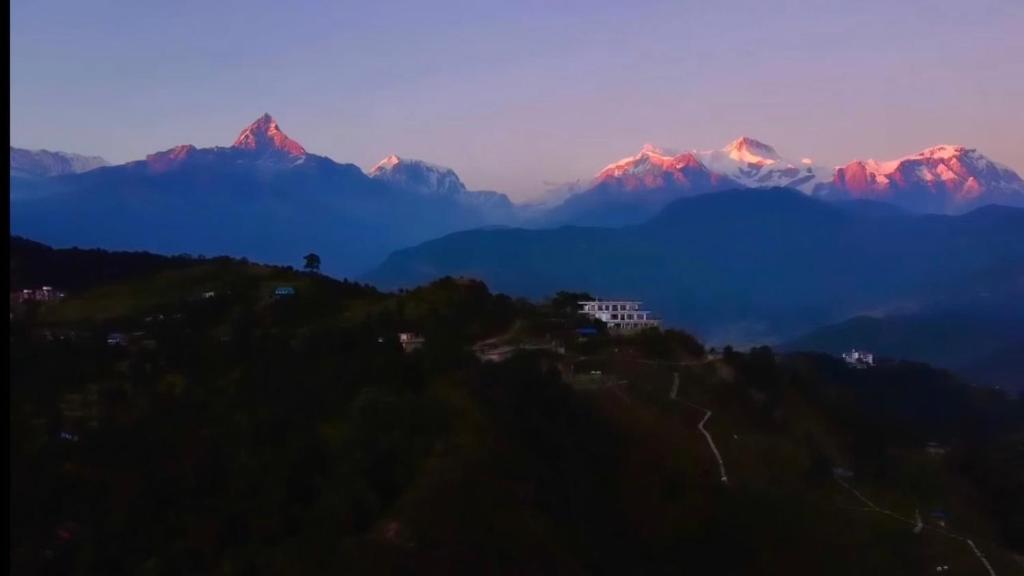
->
[[12, 286, 65, 304], [842, 349, 874, 368], [578, 300, 659, 332]]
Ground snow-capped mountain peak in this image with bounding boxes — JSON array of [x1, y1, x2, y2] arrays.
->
[[10, 147, 109, 178], [369, 155, 468, 197], [368, 154, 515, 214], [824, 144, 1024, 211], [231, 113, 306, 156], [371, 154, 403, 173], [723, 136, 782, 166], [596, 145, 699, 181], [696, 138, 827, 193]]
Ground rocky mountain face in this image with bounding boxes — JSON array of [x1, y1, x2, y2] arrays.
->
[[817, 145, 1024, 213]]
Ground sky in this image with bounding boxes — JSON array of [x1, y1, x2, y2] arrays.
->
[[11, 0, 1024, 202]]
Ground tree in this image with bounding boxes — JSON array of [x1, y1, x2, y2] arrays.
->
[[549, 291, 595, 315], [303, 253, 321, 273]]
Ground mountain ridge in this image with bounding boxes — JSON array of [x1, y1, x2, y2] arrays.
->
[[550, 139, 1024, 224], [365, 188, 1024, 345], [10, 146, 109, 179], [9, 115, 516, 276]]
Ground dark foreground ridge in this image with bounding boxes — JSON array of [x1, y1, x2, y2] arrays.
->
[[10, 239, 1024, 574]]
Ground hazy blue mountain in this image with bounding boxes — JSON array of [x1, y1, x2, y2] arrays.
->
[[782, 278, 1024, 390], [365, 189, 1024, 345], [10, 146, 108, 179], [783, 312, 1024, 391], [9, 115, 515, 277]]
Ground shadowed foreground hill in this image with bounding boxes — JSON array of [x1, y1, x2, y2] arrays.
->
[[9, 242, 1023, 574], [365, 189, 1024, 345]]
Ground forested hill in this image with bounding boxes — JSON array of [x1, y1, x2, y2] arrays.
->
[[11, 235, 201, 293], [9, 242, 1024, 574]]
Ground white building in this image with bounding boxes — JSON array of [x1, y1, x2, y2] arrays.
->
[[398, 332, 425, 352], [14, 286, 65, 303], [578, 300, 659, 332], [842, 349, 874, 368]]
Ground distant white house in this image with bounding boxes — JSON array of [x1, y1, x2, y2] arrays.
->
[[398, 332, 425, 352], [14, 286, 65, 303], [842, 349, 874, 368], [578, 300, 660, 332]]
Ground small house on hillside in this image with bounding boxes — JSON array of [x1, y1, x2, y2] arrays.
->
[[273, 286, 295, 298], [398, 332, 425, 352]]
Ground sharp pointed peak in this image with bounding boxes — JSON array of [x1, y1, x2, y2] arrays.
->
[[370, 154, 404, 174], [232, 113, 306, 156]]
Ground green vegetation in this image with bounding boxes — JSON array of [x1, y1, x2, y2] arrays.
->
[[9, 242, 1024, 575]]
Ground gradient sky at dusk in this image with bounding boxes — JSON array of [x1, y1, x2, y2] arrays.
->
[[11, 0, 1024, 201]]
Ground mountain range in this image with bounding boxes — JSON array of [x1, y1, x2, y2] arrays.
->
[[543, 138, 1024, 225], [10, 114, 515, 276], [10, 114, 1024, 286]]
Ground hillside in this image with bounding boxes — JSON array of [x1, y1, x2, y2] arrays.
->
[[365, 189, 1024, 345], [9, 242, 1024, 574], [10, 236, 202, 293], [783, 311, 1024, 393]]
